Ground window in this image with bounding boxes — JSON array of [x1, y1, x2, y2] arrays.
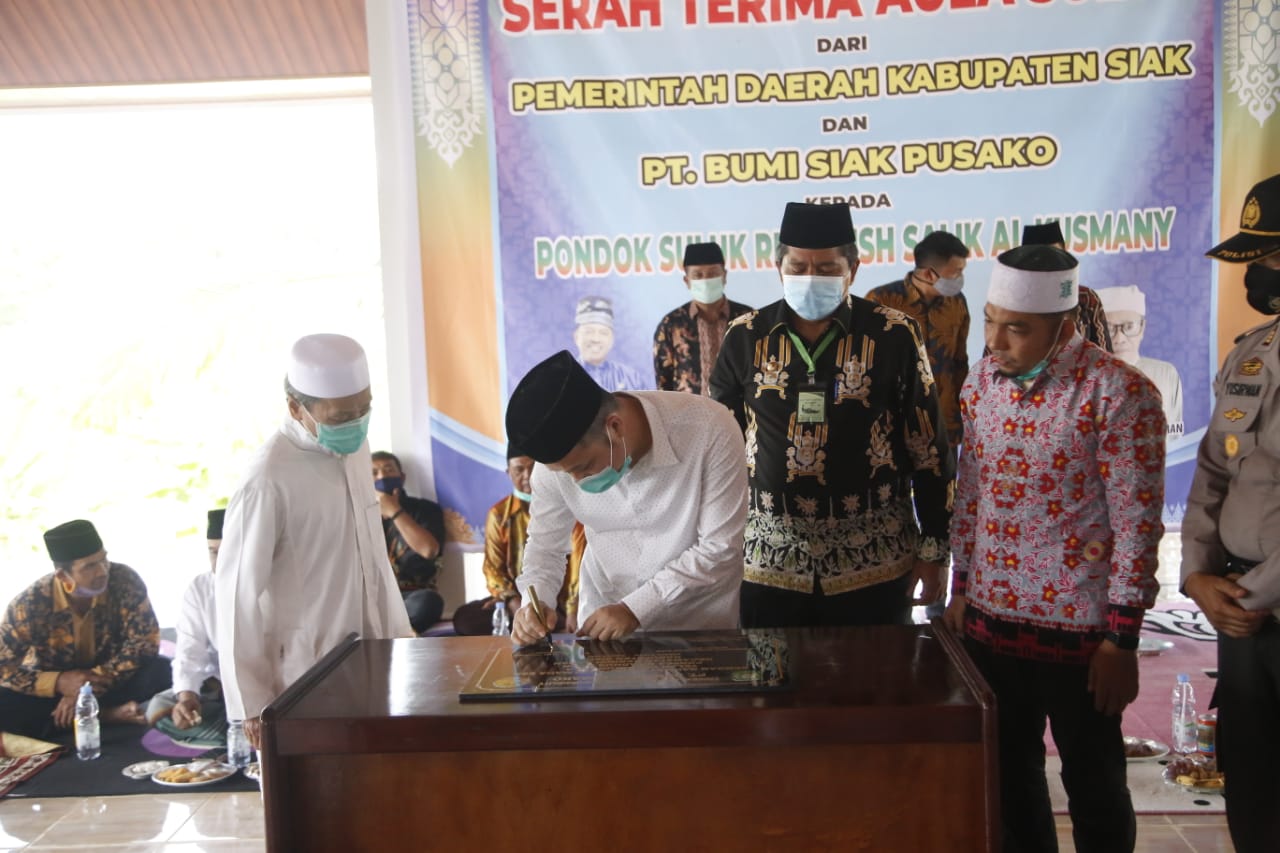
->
[[0, 80, 389, 626]]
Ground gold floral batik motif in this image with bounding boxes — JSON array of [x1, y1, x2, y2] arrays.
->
[[744, 409, 760, 477], [874, 305, 913, 332], [906, 321, 937, 395], [834, 335, 874, 406], [753, 337, 792, 399], [905, 407, 942, 476], [785, 413, 828, 484], [867, 412, 896, 476]]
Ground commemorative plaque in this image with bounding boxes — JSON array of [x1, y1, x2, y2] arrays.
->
[[459, 629, 789, 701]]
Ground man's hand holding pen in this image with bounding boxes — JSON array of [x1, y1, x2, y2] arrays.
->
[[511, 585, 556, 647]]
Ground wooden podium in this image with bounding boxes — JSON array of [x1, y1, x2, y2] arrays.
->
[[259, 624, 997, 852]]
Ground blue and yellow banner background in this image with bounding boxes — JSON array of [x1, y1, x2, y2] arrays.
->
[[395, 0, 1275, 534]]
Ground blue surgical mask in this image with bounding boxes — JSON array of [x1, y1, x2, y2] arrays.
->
[[578, 426, 632, 494], [783, 275, 845, 321], [513, 488, 533, 503], [315, 412, 371, 455], [374, 476, 404, 494], [689, 276, 725, 305]]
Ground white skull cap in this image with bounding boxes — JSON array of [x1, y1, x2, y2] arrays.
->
[[287, 334, 370, 399]]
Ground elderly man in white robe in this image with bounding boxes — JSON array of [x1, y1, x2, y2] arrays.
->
[[506, 350, 748, 645], [216, 333, 412, 747]]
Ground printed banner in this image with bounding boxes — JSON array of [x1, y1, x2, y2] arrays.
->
[[404, 0, 1224, 535]]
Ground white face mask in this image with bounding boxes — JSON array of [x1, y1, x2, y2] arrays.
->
[[782, 275, 846, 321], [934, 273, 964, 297], [689, 276, 725, 305]]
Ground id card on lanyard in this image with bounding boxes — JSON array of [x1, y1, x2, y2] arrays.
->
[[787, 327, 838, 424]]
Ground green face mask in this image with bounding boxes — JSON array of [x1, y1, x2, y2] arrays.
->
[[1014, 359, 1050, 384], [314, 411, 371, 455], [1014, 317, 1068, 385], [578, 426, 632, 494]]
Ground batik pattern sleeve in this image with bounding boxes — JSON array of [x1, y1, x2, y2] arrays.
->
[[0, 593, 44, 696], [653, 314, 679, 391], [708, 314, 754, 431], [564, 523, 586, 618], [1098, 373, 1166, 637], [90, 565, 160, 689], [950, 373, 982, 598], [1077, 287, 1114, 352], [897, 316, 955, 562], [482, 500, 517, 600]]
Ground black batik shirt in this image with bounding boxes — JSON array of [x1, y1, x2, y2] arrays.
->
[[709, 296, 955, 595]]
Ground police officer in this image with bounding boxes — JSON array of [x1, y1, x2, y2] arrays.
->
[[1182, 173, 1280, 853]]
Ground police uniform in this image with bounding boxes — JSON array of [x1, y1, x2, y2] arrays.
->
[[1181, 173, 1280, 853]]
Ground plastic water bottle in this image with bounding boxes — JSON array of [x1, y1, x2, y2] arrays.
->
[[227, 720, 252, 768], [492, 600, 511, 636], [74, 682, 101, 761], [1171, 673, 1197, 754]]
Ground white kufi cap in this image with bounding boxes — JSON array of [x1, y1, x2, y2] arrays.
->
[[287, 333, 370, 399], [988, 249, 1079, 314], [1095, 285, 1146, 316]]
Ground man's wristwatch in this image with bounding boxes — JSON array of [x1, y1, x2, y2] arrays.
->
[[389, 509, 404, 522], [1103, 631, 1140, 651]]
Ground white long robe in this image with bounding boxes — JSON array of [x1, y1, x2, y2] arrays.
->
[[216, 417, 413, 720], [172, 572, 219, 696]]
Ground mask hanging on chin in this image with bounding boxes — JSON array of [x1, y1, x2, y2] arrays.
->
[[933, 273, 964, 297], [689, 276, 725, 305], [1014, 317, 1068, 384], [68, 577, 108, 598], [578, 426, 633, 494], [1245, 263, 1280, 315], [783, 275, 846, 321], [513, 488, 533, 503], [1014, 358, 1050, 384]]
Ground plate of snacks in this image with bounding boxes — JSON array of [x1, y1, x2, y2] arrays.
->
[[152, 760, 239, 788], [122, 760, 170, 780], [1163, 754, 1225, 794], [243, 762, 261, 782], [1123, 736, 1169, 761]]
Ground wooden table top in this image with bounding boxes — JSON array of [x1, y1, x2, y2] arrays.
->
[[262, 624, 993, 755]]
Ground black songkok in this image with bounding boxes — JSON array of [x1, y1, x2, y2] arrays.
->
[[505, 351, 608, 464], [207, 509, 226, 540], [778, 202, 855, 249], [682, 242, 724, 267], [1021, 221, 1066, 247], [44, 519, 103, 563]]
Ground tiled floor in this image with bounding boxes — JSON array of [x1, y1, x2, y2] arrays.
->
[[0, 793, 264, 852], [1, 790, 1237, 851], [1056, 814, 1234, 853]]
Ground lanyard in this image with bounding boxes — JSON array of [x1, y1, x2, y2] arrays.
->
[[785, 327, 839, 382]]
